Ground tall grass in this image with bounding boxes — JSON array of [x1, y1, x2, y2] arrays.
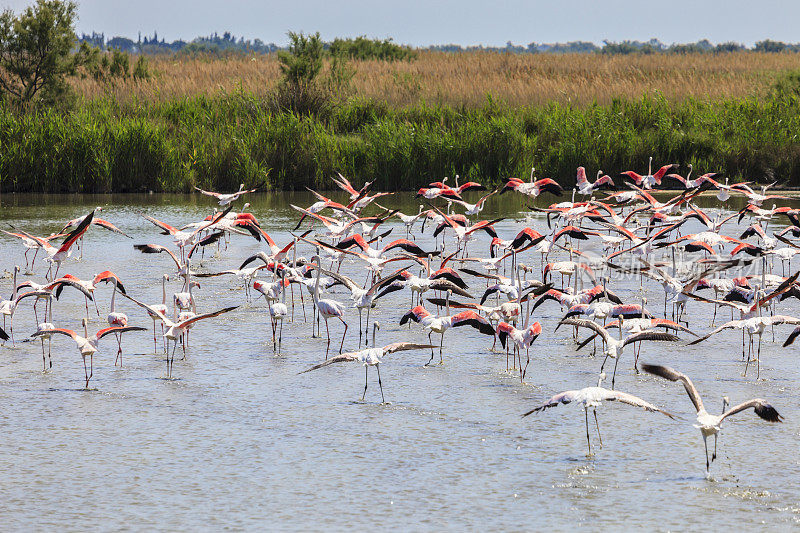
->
[[4, 88, 800, 193], [71, 51, 800, 108]]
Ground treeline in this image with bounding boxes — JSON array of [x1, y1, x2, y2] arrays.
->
[[431, 38, 800, 55], [79, 32, 800, 57], [78, 32, 416, 60]]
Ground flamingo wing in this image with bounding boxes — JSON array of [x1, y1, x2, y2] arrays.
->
[[95, 326, 148, 341], [719, 399, 783, 423], [450, 311, 495, 336], [177, 306, 239, 328], [57, 209, 95, 253], [382, 342, 439, 354], [640, 364, 705, 414], [522, 390, 581, 416], [32, 327, 78, 341], [605, 390, 674, 418], [133, 244, 183, 271]]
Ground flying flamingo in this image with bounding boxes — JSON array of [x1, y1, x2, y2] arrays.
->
[[13, 208, 97, 280], [522, 373, 674, 455], [400, 295, 495, 366], [619, 157, 677, 189], [500, 168, 564, 198], [575, 167, 615, 195], [299, 322, 435, 403], [121, 293, 238, 378], [642, 364, 783, 474], [2, 230, 64, 271], [194, 183, 259, 206], [33, 318, 146, 389]]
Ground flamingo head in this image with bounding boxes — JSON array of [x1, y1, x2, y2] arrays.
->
[[722, 396, 730, 412]]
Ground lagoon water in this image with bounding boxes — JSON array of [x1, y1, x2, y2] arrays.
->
[[0, 191, 799, 529]]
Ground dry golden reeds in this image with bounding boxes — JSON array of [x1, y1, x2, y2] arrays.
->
[[71, 50, 800, 107]]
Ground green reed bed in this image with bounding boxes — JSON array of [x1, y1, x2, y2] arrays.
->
[[3, 91, 800, 193]]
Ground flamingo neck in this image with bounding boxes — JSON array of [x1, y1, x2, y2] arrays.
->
[[161, 277, 167, 305], [11, 268, 17, 300], [110, 280, 117, 313], [313, 258, 321, 303]]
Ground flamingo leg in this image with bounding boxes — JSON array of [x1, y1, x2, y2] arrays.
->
[[338, 316, 348, 354], [584, 407, 592, 456], [361, 365, 368, 400], [376, 364, 385, 403], [593, 409, 603, 448], [611, 355, 621, 390], [439, 333, 444, 364], [83, 354, 89, 388], [703, 435, 710, 473], [523, 347, 530, 381], [425, 332, 434, 366], [324, 317, 331, 359]]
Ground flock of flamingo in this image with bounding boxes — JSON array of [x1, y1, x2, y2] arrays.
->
[[4, 159, 798, 476]]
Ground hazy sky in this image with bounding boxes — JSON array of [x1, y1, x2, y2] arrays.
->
[[3, 0, 800, 47]]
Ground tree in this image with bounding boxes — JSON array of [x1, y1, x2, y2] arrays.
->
[[0, 0, 92, 107], [274, 31, 326, 114], [278, 31, 324, 88]]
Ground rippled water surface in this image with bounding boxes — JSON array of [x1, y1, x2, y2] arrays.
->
[[1, 191, 799, 530]]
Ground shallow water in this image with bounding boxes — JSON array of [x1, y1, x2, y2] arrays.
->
[[0, 191, 799, 530]]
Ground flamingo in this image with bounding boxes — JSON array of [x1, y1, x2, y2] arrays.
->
[[121, 293, 238, 378], [103, 275, 131, 365], [0, 265, 20, 342], [309, 255, 348, 358], [400, 297, 495, 366], [495, 269, 543, 380], [146, 274, 171, 352], [687, 315, 800, 378], [557, 318, 679, 388], [267, 277, 289, 352], [33, 302, 55, 371], [194, 183, 259, 206], [33, 319, 146, 388], [575, 167, 615, 195], [500, 168, 564, 198], [619, 157, 677, 189], [299, 322, 435, 403], [642, 364, 783, 474], [13, 208, 97, 280], [522, 373, 673, 455]]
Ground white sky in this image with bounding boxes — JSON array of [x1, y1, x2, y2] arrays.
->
[[3, 0, 800, 47]]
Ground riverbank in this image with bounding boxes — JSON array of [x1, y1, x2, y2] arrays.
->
[[3, 89, 800, 193]]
